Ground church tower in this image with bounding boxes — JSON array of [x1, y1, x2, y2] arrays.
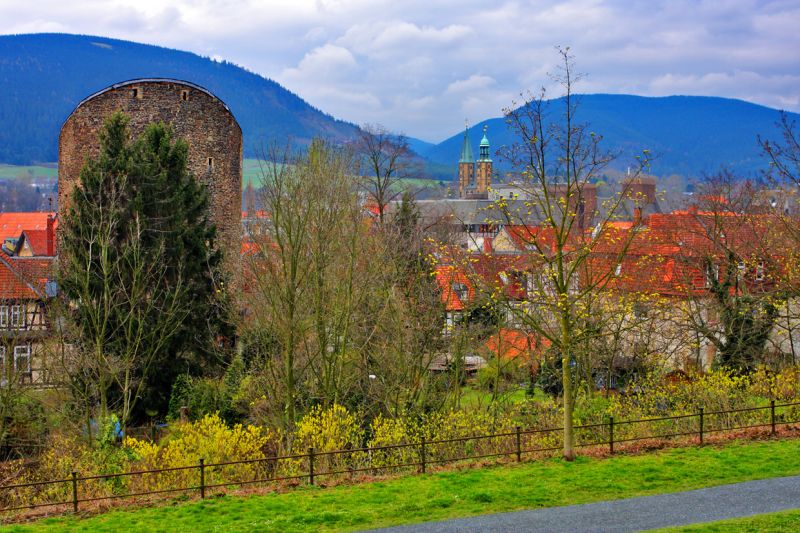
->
[[476, 125, 492, 197], [458, 125, 475, 199]]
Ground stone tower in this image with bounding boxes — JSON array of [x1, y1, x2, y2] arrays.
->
[[58, 79, 243, 274], [458, 126, 475, 199], [476, 125, 492, 197]]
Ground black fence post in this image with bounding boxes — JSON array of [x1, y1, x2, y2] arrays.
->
[[515, 426, 522, 462], [420, 437, 427, 474], [71, 470, 78, 513], [308, 447, 315, 486], [199, 458, 205, 499], [609, 416, 614, 455], [771, 400, 776, 435], [699, 407, 704, 445]]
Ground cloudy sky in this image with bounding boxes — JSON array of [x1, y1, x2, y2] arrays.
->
[[2, 0, 799, 141]]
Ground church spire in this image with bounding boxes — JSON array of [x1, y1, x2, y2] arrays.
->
[[479, 124, 491, 161], [459, 122, 474, 163]]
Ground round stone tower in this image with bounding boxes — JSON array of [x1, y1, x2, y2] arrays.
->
[[58, 78, 242, 274]]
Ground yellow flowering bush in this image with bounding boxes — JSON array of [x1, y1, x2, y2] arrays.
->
[[4, 432, 132, 508], [367, 415, 418, 470], [124, 413, 274, 493], [292, 404, 366, 475], [421, 410, 515, 464]]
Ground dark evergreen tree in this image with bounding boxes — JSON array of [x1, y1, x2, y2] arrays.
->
[[60, 112, 232, 424]]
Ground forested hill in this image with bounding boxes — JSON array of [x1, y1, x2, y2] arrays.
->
[[0, 33, 359, 165], [423, 94, 799, 178]]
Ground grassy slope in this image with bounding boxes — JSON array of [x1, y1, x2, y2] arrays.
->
[[658, 509, 800, 531], [11, 438, 800, 532]]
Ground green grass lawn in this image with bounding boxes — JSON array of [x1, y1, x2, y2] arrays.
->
[[9, 438, 800, 532], [658, 509, 800, 531]]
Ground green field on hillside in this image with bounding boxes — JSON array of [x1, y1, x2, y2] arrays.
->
[[0, 162, 441, 193], [0, 164, 57, 180], [10, 438, 800, 532]]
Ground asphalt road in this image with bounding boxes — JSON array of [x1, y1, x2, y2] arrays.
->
[[374, 474, 800, 532]]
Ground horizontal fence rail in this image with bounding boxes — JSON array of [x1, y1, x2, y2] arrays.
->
[[1, 400, 799, 518]]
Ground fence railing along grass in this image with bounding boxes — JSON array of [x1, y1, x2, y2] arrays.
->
[[2, 400, 799, 519]]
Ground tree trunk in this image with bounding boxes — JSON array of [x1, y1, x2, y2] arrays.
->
[[561, 352, 575, 461]]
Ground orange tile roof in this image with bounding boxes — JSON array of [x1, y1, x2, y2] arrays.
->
[[0, 212, 56, 243], [434, 265, 474, 311], [483, 328, 550, 365]]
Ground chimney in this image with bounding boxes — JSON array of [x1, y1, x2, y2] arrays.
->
[[633, 207, 642, 226], [46, 214, 55, 257]]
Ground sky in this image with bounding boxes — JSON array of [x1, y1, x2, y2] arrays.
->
[[2, 0, 799, 142]]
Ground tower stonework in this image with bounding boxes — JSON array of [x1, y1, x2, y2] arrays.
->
[[476, 126, 492, 197], [457, 125, 492, 199], [58, 79, 243, 275]]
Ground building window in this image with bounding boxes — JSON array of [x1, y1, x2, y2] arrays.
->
[[0, 306, 7, 328], [10, 305, 23, 328], [705, 264, 719, 288], [756, 261, 766, 281], [207, 157, 214, 170], [14, 345, 31, 379], [131, 87, 140, 99], [181, 89, 189, 101]]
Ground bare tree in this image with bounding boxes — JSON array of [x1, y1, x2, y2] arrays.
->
[[761, 112, 800, 186], [471, 47, 649, 459], [355, 124, 418, 224]]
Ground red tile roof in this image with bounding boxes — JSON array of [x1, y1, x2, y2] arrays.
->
[[0, 212, 56, 243], [0, 251, 51, 299], [18, 230, 51, 256]]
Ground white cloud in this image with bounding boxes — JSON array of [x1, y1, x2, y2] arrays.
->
[[446, 75, 496, 95], [1, 0, 799, 140]]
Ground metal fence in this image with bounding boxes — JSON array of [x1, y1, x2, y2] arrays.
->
[[2, 400, 799, 518]]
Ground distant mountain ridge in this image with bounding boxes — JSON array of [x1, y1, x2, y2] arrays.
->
[[0, 34, 796, 178], [424, 94, 798, 178], [0, 33, 359, 165]]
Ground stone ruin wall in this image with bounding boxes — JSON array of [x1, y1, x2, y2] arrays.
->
[[58, 79, 242, 277]]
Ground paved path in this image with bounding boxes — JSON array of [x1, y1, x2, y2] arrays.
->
[[375, 475, 800, 532]]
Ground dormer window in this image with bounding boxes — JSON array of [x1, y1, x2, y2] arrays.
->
[[452, 282, 469, 303]]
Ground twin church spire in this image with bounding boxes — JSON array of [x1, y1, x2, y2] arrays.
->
[[458, 123, 493, 199]]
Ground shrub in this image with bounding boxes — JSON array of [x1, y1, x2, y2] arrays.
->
[[124, 413, 274, 492], [292, 404, 366, 475]]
